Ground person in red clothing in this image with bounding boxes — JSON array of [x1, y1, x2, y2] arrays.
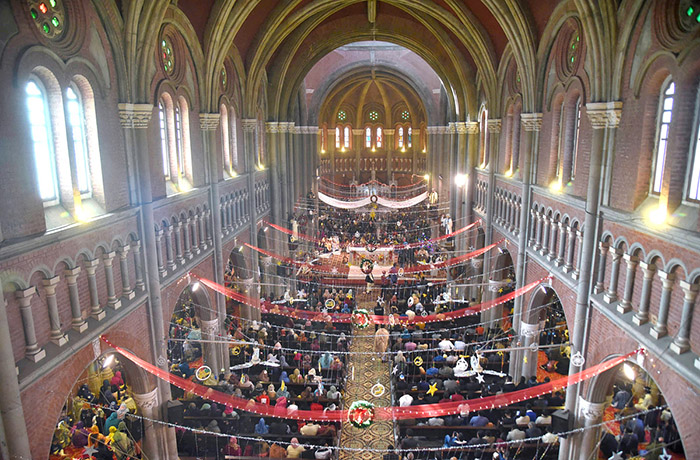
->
[[310, 396, 324, 411]]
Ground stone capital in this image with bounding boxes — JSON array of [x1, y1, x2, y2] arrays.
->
[[265, 121, 280, 133], [586, 101, 623, 129], [133, 387, 159, 411], [118, 103, 153, 129], [42, 276, 61, 294], [679, 280, 699, 300], [520, 321, 541, 337], [15, 286, 36, 304], [118, 245, 130, 258], [278, 122, 295, 133], [63, 267, 81, 282], [520, 113, 543, 131], [578, 396, 607, 420], [466, 121, 479, 134], [487, 118, 502, 133], [622, 254, 639, 266], [199, 113, 220, 131], [102, 251, 117, 265], [241, 118, 258, 132]]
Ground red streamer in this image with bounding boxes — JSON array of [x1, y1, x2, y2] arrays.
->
[[191, 274, 550, 325], [99, 336, 642, 422]]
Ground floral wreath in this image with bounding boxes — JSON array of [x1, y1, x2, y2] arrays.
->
[[348, 400, 375, 428], [195, 365, 212, 381], [325, 298, 336, 309], [360, 259, 374, 275], [370, 194, 378, 204], [351, 309, 372, 329]]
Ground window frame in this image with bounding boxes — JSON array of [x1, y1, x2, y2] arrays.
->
[[158, 99, 171, 179], [65, 84, 92, 197], [570, 97, 581, 181], [685, 90, 700, 202], [651, 80, 675, 195], [25, 78, 60, 205]]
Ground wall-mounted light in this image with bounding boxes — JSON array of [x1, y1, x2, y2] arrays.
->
[[622, 363, 635, 380], [549, 179, 563, 193], [648, 203, 667, 226], [192, 281, 200, 292], [454, 174, 467, 187], [102, 354, 115, 369]]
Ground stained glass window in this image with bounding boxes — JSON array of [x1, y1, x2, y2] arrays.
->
[[365, 127, 371, 148], [376, 126, 383, 148], [28, 0, 65, 39], [162, 38, 174, 74], [398, 127, 404, 148], [158, 101, 170, 178], [335, 126, 340, 149], [652, 82, 674, 194], [408, 127, 412, 148], [344, 126, 350, 149], [369, 111, 379, 121], [401, 110, 410, 120], [338, 110, 346, 121], [688, 118, 700, 200], [571, 98, 581, 180]]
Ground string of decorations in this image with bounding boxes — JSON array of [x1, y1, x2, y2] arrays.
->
[[76, 400, 671, 455], [100, 335, 643, 423]]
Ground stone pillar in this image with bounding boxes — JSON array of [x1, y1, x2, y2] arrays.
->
[[84, 259, 106, 320], [102, 252, 122, 309], [576, 397, 607, 460], [118, 245, 136, 300], [533, 212, 543, 250], [603, 248, 623, 303], [540, 215, 551, 256], [464, 121, 479, 230], [511, 112, 541, 379], [520, 321, 540, 380], [200, 112, 229, 372], [547, 218, 558, 259], [193, 213, 202, 253], [119, 102, 177, 456], [0, 290, 33, 458], [132, 388, 160, 460], [670, 281, 699, 354], [555, 222, 567, 266], [564, 226, 576, 273], [131, 240, 145, 291], [16, 287, 45, 362], [594, 242, 609, 294], [528, 209, 537, 246], [174, 221, 185, 264], [561, 102, 622, 460], [572, 230, 583, 280], [182, 218, 193, 259], [43, 276, 69, 345], [64, 267, 88, 332], [650, 270, 675, 339], [633, 262, 656, 325], [200, 318, 220, 374], [617, 254, 639, 313]]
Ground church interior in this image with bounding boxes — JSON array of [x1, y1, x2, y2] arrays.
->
[[0, 1, 699, 459]]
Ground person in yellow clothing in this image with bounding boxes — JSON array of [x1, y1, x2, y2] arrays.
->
[[287, 437, 306, 458]]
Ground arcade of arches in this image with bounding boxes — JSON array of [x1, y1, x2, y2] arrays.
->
[[0, 1, 699, 460]]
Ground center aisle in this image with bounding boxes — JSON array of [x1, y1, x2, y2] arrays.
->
[[339, 300, 394, 460]]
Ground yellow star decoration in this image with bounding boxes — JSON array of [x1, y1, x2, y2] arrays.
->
[[523, 356, 528, 364], [426, 382, 438, 396], [280, 380, 286, 391], [497, 351, 504, 357]]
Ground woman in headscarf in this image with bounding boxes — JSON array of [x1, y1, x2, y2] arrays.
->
[[287, 437, 306, 458], [274, 396, 288, 417], [110, 371, 124, 387], [330, 356, 344, 371], [318, 352, 332, 369], [280, 370, 290, 383], [326, 385, 340, 400], [254, 417, 269, 435], [291, 368, 304, 383], [222, 437, 241, 456], [71, 421, 89, 448], [206, 419, 221, 433], [111, 422, 136, 460]]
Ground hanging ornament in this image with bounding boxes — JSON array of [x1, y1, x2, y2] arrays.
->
[[475, 373, 485, 384], [571, 351, 585, 368], [195, 365, 212, 381], [348, 400, 375, 428], [351, 309, 372, 329], [398, 267, 405, 277], [232, 346, 241, 356], [371, 382, 386, 397], [426, 382, 438, 396], [325, 299, 336, 309], [413, 356, 423, 367], [366, 243, 377, 253], [370, 194, 378, 204]]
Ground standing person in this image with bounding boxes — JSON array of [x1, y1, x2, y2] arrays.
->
[[374, 326, 390, 362], [365, 270, 375, 294], [381, 270, 389, 299]]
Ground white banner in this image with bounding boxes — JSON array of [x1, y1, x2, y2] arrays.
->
[[317, 191, 428, 209]]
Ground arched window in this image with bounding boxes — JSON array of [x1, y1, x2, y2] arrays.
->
[[25, 74, 103, 216], [26, 80, 58, 202], [174, 105, 184, 176], [398, 127, 404, 149], [220, 104, 230, 173], [570, 97, 581, 180], [230, 108, 238, 171], [65, 86, 91, 195], [478, 110, 487, 167], [158, 100, 171, 179], [652, 81, 674, 194], [365, 126, 372, 148], [688, 109, 700, 201], [376, 126, 383, 148], [555, 101, 565, 181], [343, 126, 350, 149], [408, 127, 412, 148], [335, 126, 340, 149]]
